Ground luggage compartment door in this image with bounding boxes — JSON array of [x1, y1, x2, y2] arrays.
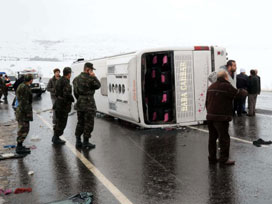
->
[[193, 51, 211, 121], [174, 51, 196, 123]]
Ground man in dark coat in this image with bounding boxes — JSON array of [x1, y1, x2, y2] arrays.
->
[[247, 70, 260, 116], [73, 62, 101, 149], [255, 69, 261, 95], [234, 68, 249, 116], [206, 70, 247, 165], [15, 74, 33, 154], [52, 67, 74, 145]]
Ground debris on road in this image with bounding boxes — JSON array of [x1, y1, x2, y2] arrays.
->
[[4, 189, 12, 195], [28, 145, 37, 150], [35, 109, 52, 114], [3, 145, 16, 149], [253, 138, 272, 147], [14, 188, 32, 194], [28, 171, 34, 175], [0, 153, 27, 160], [30, 137, 41, 142], [48, 192, 93, 204], [68, 111, 76, 116]]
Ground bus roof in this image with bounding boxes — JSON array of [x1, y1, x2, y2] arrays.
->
[[72, 46, 219, 64]]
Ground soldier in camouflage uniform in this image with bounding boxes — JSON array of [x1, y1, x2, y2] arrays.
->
[[15, 74, 33, 154], [52, 67, 74, 145], [73, 62, 101, 149]]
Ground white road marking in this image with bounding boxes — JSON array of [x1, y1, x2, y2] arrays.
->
[[187, 125, 270, 147], [34, 111, 133, 204], [0, 197, 5, 204]]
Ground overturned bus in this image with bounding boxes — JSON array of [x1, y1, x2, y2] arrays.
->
[[71, 46, 226, 128]]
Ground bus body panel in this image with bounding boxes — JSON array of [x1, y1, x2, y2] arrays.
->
[[174, 51, 195, 124], [106, 54, 139, 122], [193, 51, 211, 121]]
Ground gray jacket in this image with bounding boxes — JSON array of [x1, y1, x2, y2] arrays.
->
[[208, 66, 237, 88], [46, 76, 58, 98]]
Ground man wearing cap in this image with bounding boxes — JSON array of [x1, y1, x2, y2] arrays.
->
[[73, 62, 101, 149], [15, 74, 33, 154], [52, 67, 74, 145], [46, 68, 61, 126], [235, 68, 249, 116]]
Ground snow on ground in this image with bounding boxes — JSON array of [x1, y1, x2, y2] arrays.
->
[[0, 60, 72, 78]]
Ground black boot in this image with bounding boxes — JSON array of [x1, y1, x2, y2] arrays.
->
[[82, 138, 95, 149], [16, 142, 31, 154], [76, 136, 82, 148], [52, 136, 66, 145]]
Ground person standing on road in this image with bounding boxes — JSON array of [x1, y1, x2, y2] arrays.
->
[[46, 68, 61, 127], [0, 74, 4, 103], [206, 70, 247, 165], [15, 74, 33, 154], [234, 68, 249, 116], [247, 70, 260, 116], [52, 67, 74, 145], [73, 62, 101, 149], [3, 75, 10, 102], [255, 69, 261, 95]]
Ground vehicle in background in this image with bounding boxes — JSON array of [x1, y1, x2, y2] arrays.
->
[[71, 46, 227, 128], [40, 82, 46, 93], [7, 76, 17, 91], [17, 69, 44, 96]]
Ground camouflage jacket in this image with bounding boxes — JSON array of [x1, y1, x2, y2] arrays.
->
[[16, 83, 33, 121], [53, 76, 74, 113], [73, 72, 101, 112]]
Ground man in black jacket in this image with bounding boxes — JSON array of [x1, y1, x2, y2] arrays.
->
[[255, 69, 261, 95], [247, 70, 260, 116], [235, 69, 249, 116], [52, 67, 74, 145], [206, 70, 247, 165]]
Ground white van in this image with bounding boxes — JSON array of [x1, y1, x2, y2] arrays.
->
[[71, 46, 226, 128], [18, 69, 45, 96]]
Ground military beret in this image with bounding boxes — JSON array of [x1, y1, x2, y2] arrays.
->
[[63, 67, 72, 76], [24, 74, 33, 82]]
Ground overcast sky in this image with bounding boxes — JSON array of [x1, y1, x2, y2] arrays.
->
[[1, 0, 272, 88], [2, 0, 271, 44]]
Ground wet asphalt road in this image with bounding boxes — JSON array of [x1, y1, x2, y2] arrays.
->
[[1, 92, 272, 204]]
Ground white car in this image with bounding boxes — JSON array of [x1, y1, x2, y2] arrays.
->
[[18, 69, 44, 96]]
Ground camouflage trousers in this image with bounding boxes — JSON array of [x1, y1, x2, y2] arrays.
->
[[17, 121, 30, 143], [75, 111, 95, 139], [51, 97, 57, 125], [54, 111, 69, 137]]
